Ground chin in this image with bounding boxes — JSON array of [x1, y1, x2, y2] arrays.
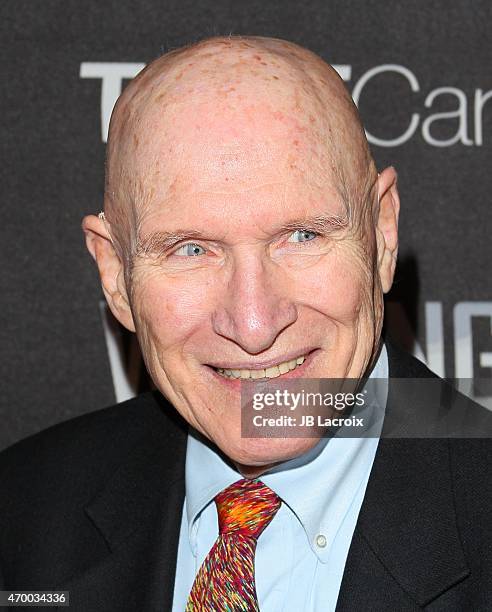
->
[[222, 436, 322, 473]]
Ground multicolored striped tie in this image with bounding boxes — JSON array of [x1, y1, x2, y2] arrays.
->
[[186, 478, 281, 611]]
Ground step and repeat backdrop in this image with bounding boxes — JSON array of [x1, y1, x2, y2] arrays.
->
[[1, 0, 491, 450]]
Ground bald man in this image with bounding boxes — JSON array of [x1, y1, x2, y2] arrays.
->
[[1, 35, 491, 611]]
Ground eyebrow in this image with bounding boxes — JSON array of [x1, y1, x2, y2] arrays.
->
[[135, 213, 349, 259], [277, 213, 349, 234]]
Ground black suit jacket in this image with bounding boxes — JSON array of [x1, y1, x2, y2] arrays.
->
[[1, 343, 491, 611]]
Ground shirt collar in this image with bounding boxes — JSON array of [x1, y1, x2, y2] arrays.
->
[[184, 342, 388, 562]]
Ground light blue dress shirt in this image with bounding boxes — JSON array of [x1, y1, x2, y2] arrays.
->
[[172, 344, 388, 611]]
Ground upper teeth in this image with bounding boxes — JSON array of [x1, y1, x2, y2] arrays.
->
[[216, 355, 306, 380]]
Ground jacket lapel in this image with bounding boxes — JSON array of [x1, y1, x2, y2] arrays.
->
[[336, 342, 470, 610], [55, 418, 187, 611]]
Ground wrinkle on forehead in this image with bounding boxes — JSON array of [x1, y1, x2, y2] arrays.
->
[[103, 35, 376, 274]]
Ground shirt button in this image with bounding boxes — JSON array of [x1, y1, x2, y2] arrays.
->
[[316, 534, 327, 548]]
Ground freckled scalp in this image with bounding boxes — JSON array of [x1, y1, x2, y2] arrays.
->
[[103, 34, 377, 278]]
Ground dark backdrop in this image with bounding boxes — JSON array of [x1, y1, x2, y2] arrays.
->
[[1, 0, 491, 451]]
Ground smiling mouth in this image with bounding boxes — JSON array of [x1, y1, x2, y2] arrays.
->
[[213, 354, 307, 380]]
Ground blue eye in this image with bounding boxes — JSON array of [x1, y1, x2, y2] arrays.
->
[[287, 230, 317, 243], [174, 243, 206, 257]]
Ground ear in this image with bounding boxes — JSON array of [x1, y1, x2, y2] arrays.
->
[[376, 166, 400, 293], [82, 214, 136, 332]]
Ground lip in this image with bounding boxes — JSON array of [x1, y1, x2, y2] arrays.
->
[[206, 347, 318, 371], [204, 348, 320, 388]]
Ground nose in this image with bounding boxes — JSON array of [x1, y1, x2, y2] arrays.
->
[[211, 253, 298, 354]]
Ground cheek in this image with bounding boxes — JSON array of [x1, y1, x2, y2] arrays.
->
[[295, 249, 369, 321], [132, 273, 215, 346]]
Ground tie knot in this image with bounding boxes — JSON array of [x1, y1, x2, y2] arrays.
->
[[215, 478, 281, 539]]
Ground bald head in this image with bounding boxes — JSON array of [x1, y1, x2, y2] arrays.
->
[[103, 35, 376, 273]]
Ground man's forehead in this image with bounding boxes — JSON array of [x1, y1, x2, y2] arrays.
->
[[130, 130, 345, 251], [137, 102, 331, 192], [134, 121, 345, 242]]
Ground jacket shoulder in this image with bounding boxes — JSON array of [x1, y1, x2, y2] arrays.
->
[[0, 392, 187, 587], [385, 339, 492, 441], [0, 391, 186, 501]]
